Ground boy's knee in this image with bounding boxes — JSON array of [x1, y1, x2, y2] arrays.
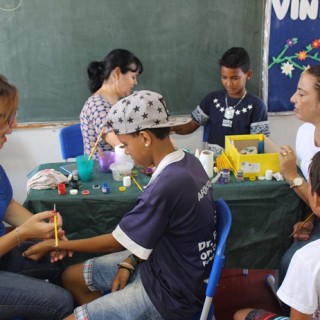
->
[[233, 308, 254, 320], [62, 263, 84, 289]]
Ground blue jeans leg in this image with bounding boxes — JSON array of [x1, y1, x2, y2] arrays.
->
[[0, 241, 63, 285], [0, 271, 74, 320], [75, 251, 163, 320]]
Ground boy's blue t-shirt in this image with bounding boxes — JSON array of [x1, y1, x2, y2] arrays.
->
[[192, 90, 270, 148], [0, 165, 13, 236], [113, 151, 217, 319]]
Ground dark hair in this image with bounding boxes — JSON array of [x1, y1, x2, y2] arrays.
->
[[87, 49, 143, 93], [131, 127, 170, 140], [304, 65, 320, 101], [309, 151, 320, 196], [0, 74, 18, 124], [219, 47, 250, 73]]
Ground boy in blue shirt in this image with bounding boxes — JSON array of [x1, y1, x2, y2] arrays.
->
[[173, 47, 270, 154], [24, 90, 217, 320]]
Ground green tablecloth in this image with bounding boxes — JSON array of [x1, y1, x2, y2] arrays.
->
[[24, 161, 305, 269]]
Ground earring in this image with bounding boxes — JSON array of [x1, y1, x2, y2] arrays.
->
[[145, 144, 149, 147]]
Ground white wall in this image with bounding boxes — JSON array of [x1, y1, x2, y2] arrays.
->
[[2, 114, 302, 204]]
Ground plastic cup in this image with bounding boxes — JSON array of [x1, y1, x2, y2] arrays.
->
[[97, 151, 116, 173], [76, 155, 93, 182], [110, 161, 134, 181]]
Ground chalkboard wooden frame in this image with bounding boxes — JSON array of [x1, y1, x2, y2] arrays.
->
[[0, 0, 265, 124]]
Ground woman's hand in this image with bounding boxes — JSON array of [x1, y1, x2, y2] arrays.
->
[[292, 220, 314, 241], [279, 145, 298, 181], [19, 211, 62, 241], [111, 268, 131, 292]]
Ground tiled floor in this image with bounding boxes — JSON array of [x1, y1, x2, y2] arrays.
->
[[214, 269, 283, 320]]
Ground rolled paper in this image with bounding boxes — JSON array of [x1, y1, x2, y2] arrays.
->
[[199, 150, 214, 178]]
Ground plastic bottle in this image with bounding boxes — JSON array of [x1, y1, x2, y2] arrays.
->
[[258, 136, 264, 154]]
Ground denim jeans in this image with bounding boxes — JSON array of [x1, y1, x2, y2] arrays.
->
[[0, 271, 74, 319], [278, 219, 320, 315], [74, 250, 163, 320], [0, 241, 62, 284], [0, 242, 74, 319]]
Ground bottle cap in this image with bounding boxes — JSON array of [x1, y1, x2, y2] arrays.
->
[[70, 189, 78, 195]]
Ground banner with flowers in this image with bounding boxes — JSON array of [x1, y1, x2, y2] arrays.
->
[[265, 0, 320, 112]]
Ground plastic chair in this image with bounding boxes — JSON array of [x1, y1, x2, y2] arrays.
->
[[197, 198, 232, 320], [59, 123, 84, 161]]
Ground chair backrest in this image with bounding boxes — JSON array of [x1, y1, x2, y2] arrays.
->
[[199, 198, 232, 320], [59, 123, 84, 161]]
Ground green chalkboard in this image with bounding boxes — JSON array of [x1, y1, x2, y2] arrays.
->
[[0, 0, 265, 123]]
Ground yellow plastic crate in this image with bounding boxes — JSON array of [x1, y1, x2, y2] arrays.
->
[[224, 134, 280, 178]]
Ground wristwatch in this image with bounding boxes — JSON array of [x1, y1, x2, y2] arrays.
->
[[290, 176, 304, 189]]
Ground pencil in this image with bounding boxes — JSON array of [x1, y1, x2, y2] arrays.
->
[[131, 175, 143, 191], [53, 203, 59, 247], [289, 212, 314, 238], [88, 127, 105, 160]]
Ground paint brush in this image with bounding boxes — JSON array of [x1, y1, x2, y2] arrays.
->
[[91, 141, 103, 157], [88, 127, 105, 160], [289, 212, 315, 238], [131, 175, 143, 191]]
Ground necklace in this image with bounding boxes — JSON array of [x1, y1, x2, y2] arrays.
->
[[224, 91, 247, 120]]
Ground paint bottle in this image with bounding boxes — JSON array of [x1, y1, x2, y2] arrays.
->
[[57, 183, 66, 195], [258, 136, 264, 154], [102, 182, 110, 194], [219, 169, 230, 184], [72, 170, 79, 181]]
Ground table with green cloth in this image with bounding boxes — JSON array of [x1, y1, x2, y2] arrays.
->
[[23, 161, 305, 269]]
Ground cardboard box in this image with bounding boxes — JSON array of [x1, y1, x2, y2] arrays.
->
[[224, 134, 280, 178]]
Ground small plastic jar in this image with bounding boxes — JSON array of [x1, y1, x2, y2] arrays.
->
[[123, 176, 131, 187], [102, 182, 110, 194], [57, 183, 66, 195], [220, 169, 231, 184]]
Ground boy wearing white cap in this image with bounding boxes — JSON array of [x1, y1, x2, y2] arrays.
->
[[24, 90, 217, 320]]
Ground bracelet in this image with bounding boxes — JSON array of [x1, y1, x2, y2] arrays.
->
[[130, 254, 139, 267], [15, 227, 21, 247], [117, 262, 135, 276]]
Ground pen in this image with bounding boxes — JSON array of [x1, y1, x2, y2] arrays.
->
[[53, 203, 59, 247], [289, 212, 314, 238]]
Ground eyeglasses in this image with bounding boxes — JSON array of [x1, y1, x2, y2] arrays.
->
[[7, 110, 17, 128]]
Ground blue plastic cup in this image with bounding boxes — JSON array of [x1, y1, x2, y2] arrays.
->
[[76, 155, 93, 182]]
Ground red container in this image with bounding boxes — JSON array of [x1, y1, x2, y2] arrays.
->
[[57, 183, 66, 195]]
